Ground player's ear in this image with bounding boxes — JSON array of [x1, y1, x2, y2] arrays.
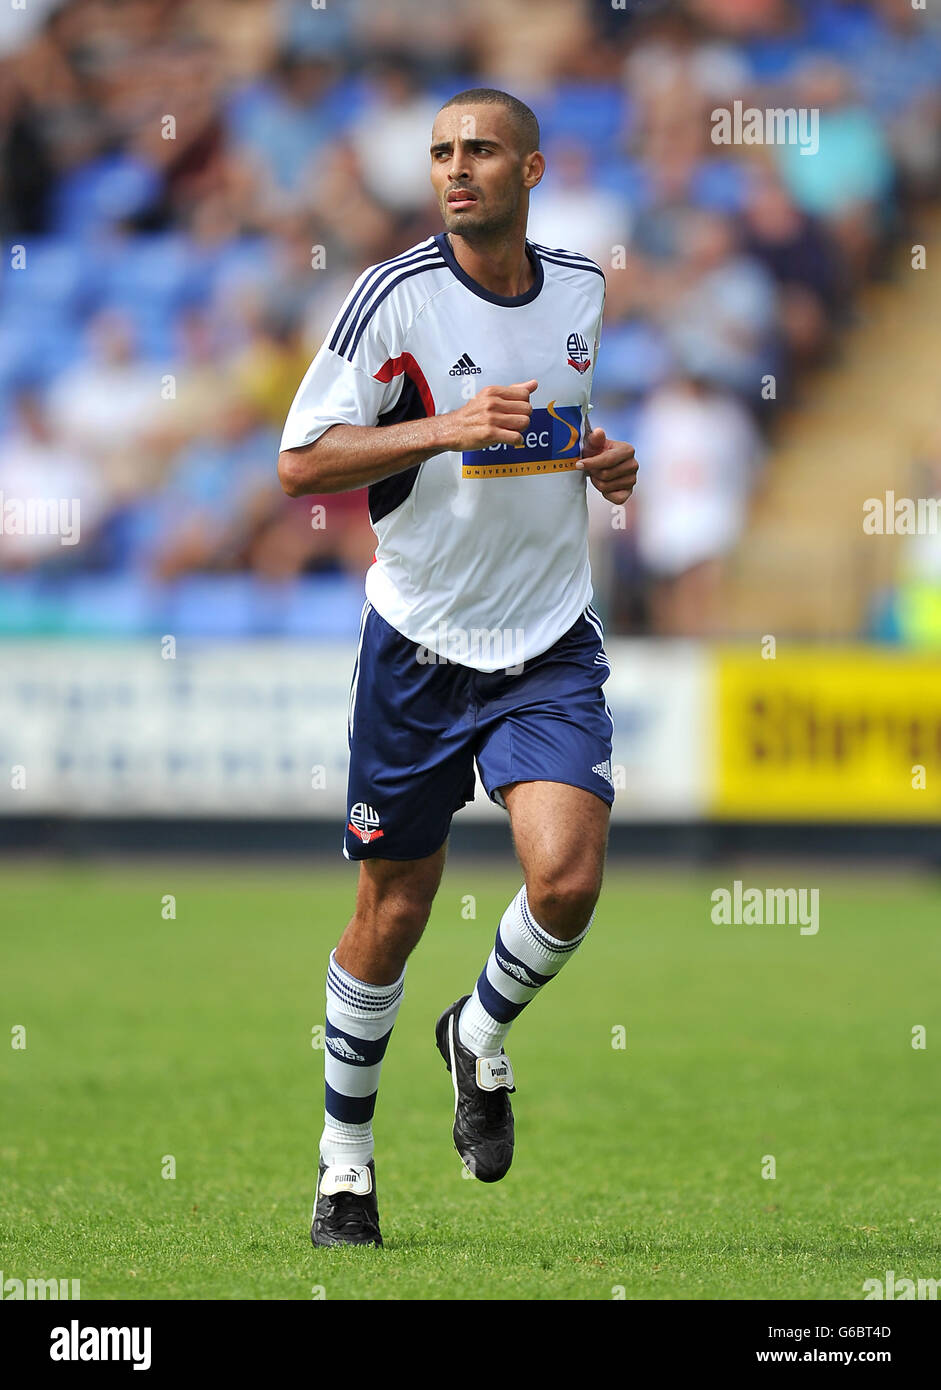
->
[[523, 151, 545, 190]]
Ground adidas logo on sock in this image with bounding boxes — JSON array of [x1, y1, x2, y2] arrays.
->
[[495, 950, 539, 988], [326, 1035, 366, 1063], [449, 352, 482, 376]]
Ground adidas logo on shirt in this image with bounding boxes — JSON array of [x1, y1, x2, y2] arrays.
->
[[449, 352, 482, 376]]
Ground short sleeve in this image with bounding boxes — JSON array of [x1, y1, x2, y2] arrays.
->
[[584, 281, 605, 422], [279, 269, 406, 452], [591, 283, 604, 376]]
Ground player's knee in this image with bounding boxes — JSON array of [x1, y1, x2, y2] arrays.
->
[[385, 892, 435, 937], [356, 885, 434, 943], [526, 864, 601, 937]]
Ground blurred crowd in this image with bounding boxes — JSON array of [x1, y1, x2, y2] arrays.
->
[[0, 0, 938, 636]]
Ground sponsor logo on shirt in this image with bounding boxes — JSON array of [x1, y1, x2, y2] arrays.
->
[[462, 401, 582, 478]]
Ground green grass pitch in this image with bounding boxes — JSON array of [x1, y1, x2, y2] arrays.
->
[[1, 860, 938, 1301]]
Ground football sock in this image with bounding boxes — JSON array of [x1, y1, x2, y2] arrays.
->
[[319, 950, 405, 1167], [458, 884, 593, 1058]]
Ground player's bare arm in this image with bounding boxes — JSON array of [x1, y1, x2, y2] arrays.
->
[[277, 378, 539, 497], [577, 426, 639, 506]]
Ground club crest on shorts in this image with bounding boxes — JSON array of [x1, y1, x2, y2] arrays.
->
[[566, 331, 591, 374], [348, 801, 384, 844]]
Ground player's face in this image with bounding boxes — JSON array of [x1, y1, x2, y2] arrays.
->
[[430, 106, 541, 239]]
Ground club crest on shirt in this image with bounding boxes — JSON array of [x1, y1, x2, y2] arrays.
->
[[349, 801, 383, 844], [566, 331, 591, 374]]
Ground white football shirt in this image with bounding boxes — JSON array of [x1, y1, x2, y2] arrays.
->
[[280, 232, 605, 671]]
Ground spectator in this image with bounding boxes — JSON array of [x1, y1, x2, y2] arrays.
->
[[657, 209, 780, 403], [775, 59, 895, 283], [225, 52, 341, 213], [45, 311, 165, 498], [144, 399, 281, 581], [348, 61, 441, 220], [527, 137, 632, 266], [742, 166, 848, 372], [632, 369, 763, 635], [886, 445, 941, 648], [0, 386, 105, 569]]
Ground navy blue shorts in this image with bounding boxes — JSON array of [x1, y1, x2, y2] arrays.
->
[[343, 603, 615, 861]]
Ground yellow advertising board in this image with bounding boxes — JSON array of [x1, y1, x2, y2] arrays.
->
[[713, 647, 941, 820]]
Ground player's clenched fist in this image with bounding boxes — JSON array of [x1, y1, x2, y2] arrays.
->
[[576, 427, 638, 505], [439, 379, 538, 451]]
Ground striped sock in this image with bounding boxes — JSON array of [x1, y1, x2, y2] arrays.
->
[[319, 950, 405, 1167], [458, 885, 592, 1058]]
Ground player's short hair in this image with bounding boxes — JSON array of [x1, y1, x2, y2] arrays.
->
[[437, 88, 540, 157]]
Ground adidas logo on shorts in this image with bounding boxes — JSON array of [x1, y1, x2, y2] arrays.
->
[[592, 759, 614, 787]]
